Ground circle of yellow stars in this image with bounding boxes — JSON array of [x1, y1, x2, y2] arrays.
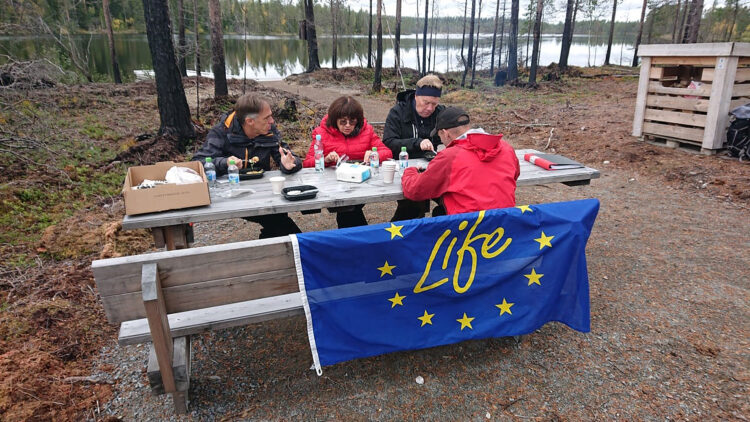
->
[[380, 210, 554, 332]]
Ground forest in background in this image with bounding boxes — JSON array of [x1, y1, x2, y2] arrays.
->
[[1, 0, 749, 42]]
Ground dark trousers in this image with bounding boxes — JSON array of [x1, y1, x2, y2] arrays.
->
[[244, 213, 301, 239], [334, 204, 368, 229], [391, 199, 429, 221]]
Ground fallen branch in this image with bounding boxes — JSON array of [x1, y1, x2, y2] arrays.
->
[[62, 375, 114, 385], [545, 128, 555, 149], [510, 110, 528, 121], [499, 121, 551, 128]]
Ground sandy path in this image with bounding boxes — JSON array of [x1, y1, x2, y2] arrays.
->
[[260, 80, 393, 123]]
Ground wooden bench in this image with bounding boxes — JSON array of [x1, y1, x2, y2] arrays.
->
[[91, 236, 303, 414]]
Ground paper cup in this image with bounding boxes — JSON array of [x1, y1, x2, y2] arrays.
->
[[270, 176, 286, 194], [382, 160, 397, 184]]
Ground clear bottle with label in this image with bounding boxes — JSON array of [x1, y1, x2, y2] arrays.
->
[[314, 134, 324, 172], [227, 159, 239, 189], [203, 157, 216, 188], [369, 147, 379, 175], [398, 146, 409, 175]]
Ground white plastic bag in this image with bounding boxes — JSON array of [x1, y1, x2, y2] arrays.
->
[[165, 166, 204, 185]]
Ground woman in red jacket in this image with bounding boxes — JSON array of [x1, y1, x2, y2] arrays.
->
[[303, 96, 393, 228]]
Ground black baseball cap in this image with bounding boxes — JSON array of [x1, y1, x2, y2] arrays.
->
[[429, 107, 471, 137]]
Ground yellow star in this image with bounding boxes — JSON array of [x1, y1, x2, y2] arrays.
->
[[384, 223, 404, 239], [516, 205, 532, 213], [377, 261, 396, 277], [525, 268, 543, 286], [418, 310, 434, 327], [495, 298, 514, 316], [535, 231, 554, 250], [456, 312, 475, 330], [388, 292, 406, 308]]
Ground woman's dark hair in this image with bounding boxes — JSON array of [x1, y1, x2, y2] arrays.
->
[[326, 96, 364, 137]]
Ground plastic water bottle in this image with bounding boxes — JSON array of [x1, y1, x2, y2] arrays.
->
[[227, 159, 239, 189], [203, 157, 216, 188], [398, 146, 409, 175], [369, 147, 379, 175], [314, 134, 324, 172]]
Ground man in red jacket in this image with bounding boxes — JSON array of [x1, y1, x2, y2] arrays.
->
[[401, 107, 520, 215]]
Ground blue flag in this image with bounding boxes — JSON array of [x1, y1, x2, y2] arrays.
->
[[292, 199, 599, 372]]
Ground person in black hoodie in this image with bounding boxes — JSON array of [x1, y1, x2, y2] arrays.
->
[[193, 93, 303, 238], [383, 74, 446, 221]]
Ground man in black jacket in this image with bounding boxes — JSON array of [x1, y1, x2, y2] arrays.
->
[[383, 74, 446, 221], [193, 93, 303, 238]]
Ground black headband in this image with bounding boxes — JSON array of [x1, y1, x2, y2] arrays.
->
[[415, 85, 442, 97]]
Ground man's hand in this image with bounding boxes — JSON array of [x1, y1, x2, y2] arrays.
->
[[325, 151, 340, 164], [228, 156, 244, 169], [420, 139, 435, 151], [279, 146, 297, 170]]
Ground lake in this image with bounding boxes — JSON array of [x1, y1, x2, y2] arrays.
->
[[0, 33, 636, 82]]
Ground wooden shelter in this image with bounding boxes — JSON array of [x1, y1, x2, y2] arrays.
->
[[632, 42, 750, 154]]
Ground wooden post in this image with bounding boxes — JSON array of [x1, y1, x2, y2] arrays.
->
[[142, 263, 188, 414], [632, 56, 652, 138], [702, 56, 738, 151]]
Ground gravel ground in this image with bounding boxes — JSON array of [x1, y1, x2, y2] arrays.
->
[[94, 164, 749, 421]]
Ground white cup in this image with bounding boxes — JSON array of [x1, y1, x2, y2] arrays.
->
[[381, 160, 397, 184], [270, 176, 286, 194]]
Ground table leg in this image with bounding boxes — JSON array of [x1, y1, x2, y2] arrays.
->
[[151, 224, 191, 251]]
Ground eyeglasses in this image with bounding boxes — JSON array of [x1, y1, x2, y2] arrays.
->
[[337, 118, 358, 127]]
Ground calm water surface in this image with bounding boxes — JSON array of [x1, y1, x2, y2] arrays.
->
[[0, 33, 636, 82]]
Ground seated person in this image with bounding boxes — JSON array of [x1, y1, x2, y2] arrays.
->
[[383, 74, 446, 221], [192, 93, 303, 239], [302, 96, 393, 228], [401, 107, 520, 215]]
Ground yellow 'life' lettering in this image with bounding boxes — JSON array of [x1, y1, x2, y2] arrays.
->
[[413, 211, 512, 295]]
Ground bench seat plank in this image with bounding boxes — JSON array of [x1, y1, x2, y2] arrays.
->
[[118, 292, 303, 345]]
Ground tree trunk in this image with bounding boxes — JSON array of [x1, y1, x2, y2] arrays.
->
[[427, 1, 434, 72], [395, 0, 401, 70], [632, 0, 647, 67], [491, 0, 501, 75], [305, 0, 321, 71], [672, 0, 681, 43], [524, 0, 532, 68], [373, 0, 383, 91], [604, 0, 617, 65], [177, 0, 187, 77], [208, 0, 228, 97], [462, 0, 476, 87], [141, 0, 195, 145], [528, 0, 543, 84], [470, 0, 482, 88], [460, 0, 468, 69], [683, 0, 704, 43], [422, 0, 429, 75], [559, 0, 574, 69], [507, 0, 519, 79], [102, 0, 122, 83], [728, 0, 739, 40], [571, 0, 580, 36], [679, 0, 689, 42], [193, 0, 200, 119], [498, 0, 507, 68], [368, 0, 373, 68], [331, 0, 337, 69]]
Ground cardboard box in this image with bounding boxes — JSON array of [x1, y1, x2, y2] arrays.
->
[[123, 161, 210, 215]]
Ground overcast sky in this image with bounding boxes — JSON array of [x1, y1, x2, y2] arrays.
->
[[345, 0, 728, 25]]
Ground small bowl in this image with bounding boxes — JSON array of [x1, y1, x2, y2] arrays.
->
[[239, 168, 264, 180], [282, 185, 318, 201], [423, 150, 437, 161]]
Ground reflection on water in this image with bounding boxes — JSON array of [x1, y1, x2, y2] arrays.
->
[[0, 33, 635, 82]]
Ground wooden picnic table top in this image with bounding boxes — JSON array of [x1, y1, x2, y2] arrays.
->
[[122, 149, 599, 230]]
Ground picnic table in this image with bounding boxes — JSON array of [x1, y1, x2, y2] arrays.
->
[[122, 149, 600, 249]]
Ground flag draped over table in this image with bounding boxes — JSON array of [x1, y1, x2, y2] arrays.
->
[[291, 199, 600, 373]]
